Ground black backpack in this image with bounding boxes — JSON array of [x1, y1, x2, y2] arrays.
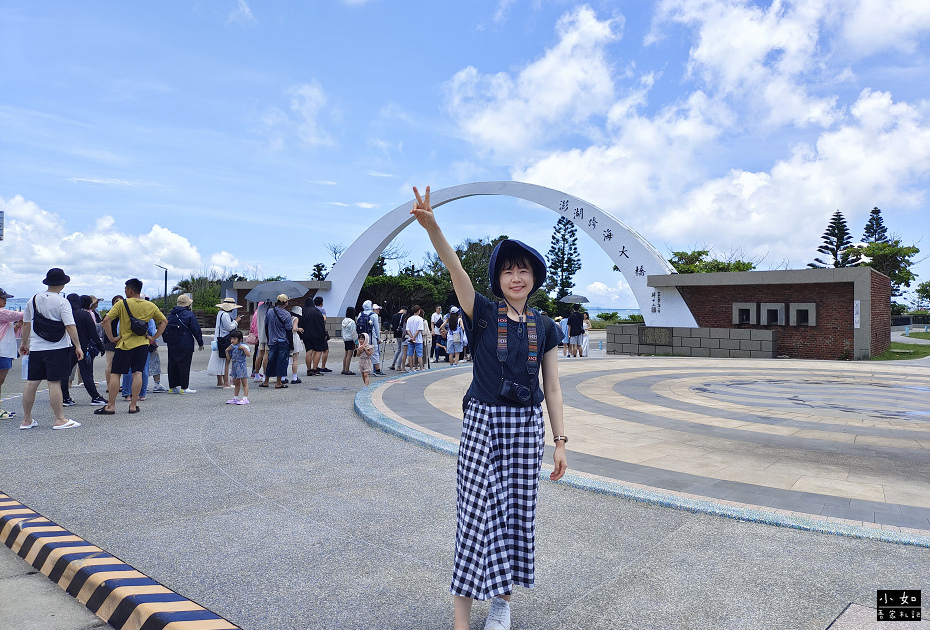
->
[[357, 311, 374, 339], [162, 311, 185, 345]]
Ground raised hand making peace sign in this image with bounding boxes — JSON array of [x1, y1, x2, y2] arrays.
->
[[410, 185, 435, 229]]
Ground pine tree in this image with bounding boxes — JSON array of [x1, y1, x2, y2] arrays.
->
[[808, 210, 861, 268], [311, 263, 328, 280], [545, 217, 582, 301], [863, 206, 888, 243]]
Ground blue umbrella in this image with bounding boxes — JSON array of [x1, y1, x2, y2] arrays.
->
[[244, 280, 310, 303], [560, 294, 589, 304]]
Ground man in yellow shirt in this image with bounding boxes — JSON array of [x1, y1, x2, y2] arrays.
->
[[96, 278, 167, 414]]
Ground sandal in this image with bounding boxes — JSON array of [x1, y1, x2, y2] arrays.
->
[[94, 408, 116, 415], [259, 383, 269, 388], [128, 407, 141, 414], [274, 384, 288, 389]]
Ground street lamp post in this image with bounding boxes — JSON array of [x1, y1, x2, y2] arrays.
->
[[155, 264, 168, 310]]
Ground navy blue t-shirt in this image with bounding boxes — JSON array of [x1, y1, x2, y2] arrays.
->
[[463, 292, 563, 407]]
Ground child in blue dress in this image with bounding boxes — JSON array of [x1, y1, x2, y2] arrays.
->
[[225, 330, 251, 405], [411, 185, 568, 630]]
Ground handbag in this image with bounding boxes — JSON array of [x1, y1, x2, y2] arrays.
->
[[245, 333, 258, 345], [123, 299, 149, 336], [31, 296, 66, 342]]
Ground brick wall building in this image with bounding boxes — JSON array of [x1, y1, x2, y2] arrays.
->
[[646, 267, 891, 360]]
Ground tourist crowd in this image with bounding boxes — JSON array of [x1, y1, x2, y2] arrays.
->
[[1, 268, 591, 430]]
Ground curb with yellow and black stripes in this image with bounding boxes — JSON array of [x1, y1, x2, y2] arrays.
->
[[1, 493, 240, 630]]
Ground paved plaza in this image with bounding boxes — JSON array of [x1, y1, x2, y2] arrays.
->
[[1, 342, 929, 629]]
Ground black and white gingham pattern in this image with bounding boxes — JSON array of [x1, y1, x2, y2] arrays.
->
[[451, 398, 545, 600]]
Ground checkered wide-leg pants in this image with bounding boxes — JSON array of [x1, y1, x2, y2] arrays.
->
[[451, 399, 545, 600]]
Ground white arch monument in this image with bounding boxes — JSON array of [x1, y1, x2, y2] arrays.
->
[[315, 181, 697, 327]]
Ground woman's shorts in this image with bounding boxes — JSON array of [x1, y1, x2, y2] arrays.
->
[[448, 340, 464, 354], [344, 339, 357, 351], [0, 357, 12, 370], [406, 342, 423, 357]]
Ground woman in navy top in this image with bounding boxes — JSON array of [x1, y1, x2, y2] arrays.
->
[[411, 185, 567, 630]]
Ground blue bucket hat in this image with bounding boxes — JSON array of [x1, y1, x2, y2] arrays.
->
[[488, 239, 547, 299]]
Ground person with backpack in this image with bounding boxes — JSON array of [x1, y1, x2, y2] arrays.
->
[[18, 268, 85, 429], [410, 186, 567, 630], [60, 292, 105, 406], [356, 301, 385, 375], [163, 294, 203, 394], [444, 307, 465, 366]]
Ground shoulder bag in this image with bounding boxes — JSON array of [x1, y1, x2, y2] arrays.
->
[[31, 296, 66, 342], [123, 299, 150, 336]]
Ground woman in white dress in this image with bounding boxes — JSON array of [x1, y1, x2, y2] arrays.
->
[[206, 339, 225, 386], [289, 305, 305, 384], [581, 311, 591, 357]]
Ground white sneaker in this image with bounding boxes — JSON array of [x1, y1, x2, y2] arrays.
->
[[484, 597, 511, 630], [152, 383, 168, 393], [253, 374, 264, 382], [183, 388, 197, 394]]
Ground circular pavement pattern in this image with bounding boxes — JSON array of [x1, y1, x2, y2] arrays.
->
[[372, 357, 930, 535]]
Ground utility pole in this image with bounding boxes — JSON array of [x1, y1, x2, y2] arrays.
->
[[155, 264, 167, 310]]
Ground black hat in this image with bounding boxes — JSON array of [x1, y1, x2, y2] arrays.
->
[[42, 268, 71, 286], [488, 239, 547, 299], [0, 289, 12, 299]]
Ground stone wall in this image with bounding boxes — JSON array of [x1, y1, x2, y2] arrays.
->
[[870, 271, 891, 357], [677, 283, 853, 360], [606, 324, 777, 358]]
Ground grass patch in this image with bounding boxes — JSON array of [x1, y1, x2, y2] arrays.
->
[[901, 331, 930, 340], [871, 342, 930, 361]]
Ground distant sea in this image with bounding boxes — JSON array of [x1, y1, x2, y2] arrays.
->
[[3, 297, 114, 312], [582, 307, 640, 317]]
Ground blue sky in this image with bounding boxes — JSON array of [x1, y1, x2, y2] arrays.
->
[[1, 0, 928, 309]]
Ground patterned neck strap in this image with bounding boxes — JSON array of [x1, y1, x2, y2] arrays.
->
[[497, 302, 538, 375]]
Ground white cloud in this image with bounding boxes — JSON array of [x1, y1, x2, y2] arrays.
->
[[68, 177, 148, 186], [355, 202, 380, 209], [445, 5, 621, 159], [209, 251, 241, 271], [227, 0, 256, 25], [494, 0, 517, 23], [289, 82, 332, 146], [652, 89, 930, 267], [263, 81, 333, 149], [839, 0, 930, 55], [367, 171, 394, 178], [326, 202, 350, 207], [0, 194, 234, 297], [652, 0, 839, 128], [515, 89, 727, 214], [584, 280, 637, 307]]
